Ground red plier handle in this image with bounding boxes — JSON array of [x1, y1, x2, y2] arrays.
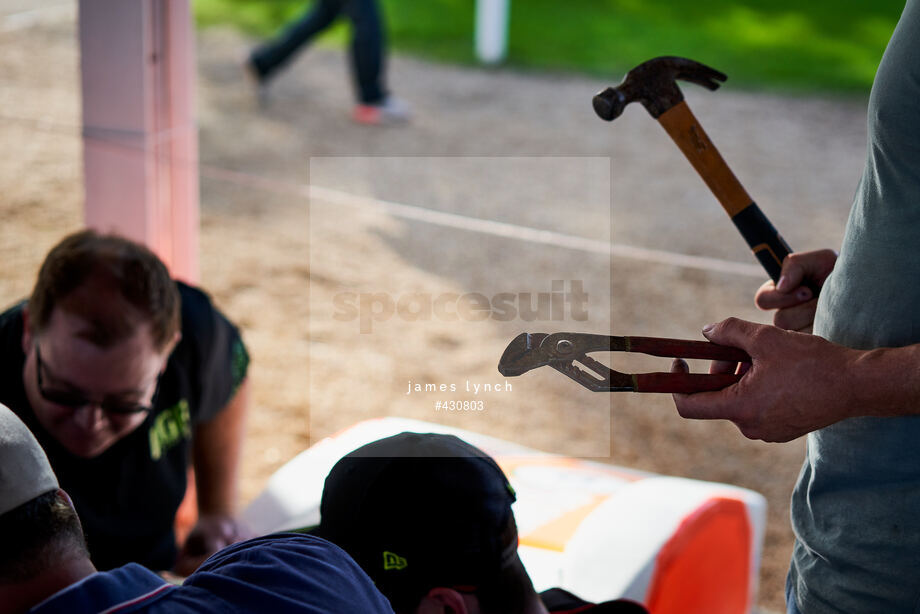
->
[[498, 332, 750, 393]]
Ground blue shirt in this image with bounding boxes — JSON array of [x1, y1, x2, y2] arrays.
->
[[30, 534, 395, 614]]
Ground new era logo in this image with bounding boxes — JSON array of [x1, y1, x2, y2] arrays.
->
[[383, 551, 408, 571]]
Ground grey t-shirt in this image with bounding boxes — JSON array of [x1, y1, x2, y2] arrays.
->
[[790, 1, 920, 611]]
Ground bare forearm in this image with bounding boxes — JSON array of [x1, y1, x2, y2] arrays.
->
[[192, 378, 249, 515]]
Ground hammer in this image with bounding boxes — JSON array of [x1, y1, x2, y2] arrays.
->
[[594, 56, 795, 284]]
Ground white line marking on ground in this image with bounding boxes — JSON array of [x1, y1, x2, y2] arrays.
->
[[198, 166, 765, 278], [307, 185, 766, 278]]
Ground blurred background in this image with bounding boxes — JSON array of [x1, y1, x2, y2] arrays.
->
[[0, 0, 906, 610], [199, 0, 900, 92]]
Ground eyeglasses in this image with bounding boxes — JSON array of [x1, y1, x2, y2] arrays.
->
[[35, 345, 160, 415]]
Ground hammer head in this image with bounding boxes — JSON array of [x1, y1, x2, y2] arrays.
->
[[593, 56, 726, 121]]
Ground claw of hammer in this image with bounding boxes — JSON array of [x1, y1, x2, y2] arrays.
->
[[593, 56, 726, 120]]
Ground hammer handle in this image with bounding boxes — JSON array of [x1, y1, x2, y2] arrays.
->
[[657, 101, 795, 283], [730, 202, 792, 282]]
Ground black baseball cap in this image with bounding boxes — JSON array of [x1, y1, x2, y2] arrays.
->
[[314, 432, 519, 607], [541, 588, 649, 614]]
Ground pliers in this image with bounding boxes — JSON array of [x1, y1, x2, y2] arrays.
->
[[498, 332, 749, 393]]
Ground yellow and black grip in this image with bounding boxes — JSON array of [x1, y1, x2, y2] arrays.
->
[[730, 202, 791, 282], [656, 101, 795, 283]]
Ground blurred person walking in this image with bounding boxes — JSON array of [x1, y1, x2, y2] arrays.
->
[[247, 0, 410, 125]]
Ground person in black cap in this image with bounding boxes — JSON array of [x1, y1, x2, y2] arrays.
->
[[314, 432, 648, 614], [0, 402, 395, 614]]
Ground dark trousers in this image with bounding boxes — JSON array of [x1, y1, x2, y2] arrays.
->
[[250, 0, 386, 104]]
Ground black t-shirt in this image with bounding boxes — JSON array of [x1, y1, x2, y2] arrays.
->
[[0, 282, 249, 571]]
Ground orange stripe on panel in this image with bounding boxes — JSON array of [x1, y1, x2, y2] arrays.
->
[[519, 495, 609, 552]]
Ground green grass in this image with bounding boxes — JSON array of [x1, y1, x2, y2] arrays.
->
[[195, 0, 905, 93]]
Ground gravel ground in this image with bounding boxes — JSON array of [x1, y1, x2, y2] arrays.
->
[[0, 3, 873, 611]]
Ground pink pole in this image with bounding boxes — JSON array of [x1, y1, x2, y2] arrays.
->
[[78, 0, 199, 283]]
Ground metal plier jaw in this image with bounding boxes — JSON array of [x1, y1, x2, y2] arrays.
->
[[498, 332, 749, 393]]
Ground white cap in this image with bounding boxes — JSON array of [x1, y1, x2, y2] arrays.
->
[[0, 403, 59, 516]]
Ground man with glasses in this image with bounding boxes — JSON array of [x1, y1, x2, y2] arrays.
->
[[0, 230, 251, 575]]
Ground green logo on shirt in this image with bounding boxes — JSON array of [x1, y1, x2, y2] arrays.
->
[[149, 399, 191, 460], [231, 339, 250, 393], [383, 551, 408, 571]]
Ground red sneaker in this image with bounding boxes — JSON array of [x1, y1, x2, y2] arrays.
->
[[352, 97, 411, 125]]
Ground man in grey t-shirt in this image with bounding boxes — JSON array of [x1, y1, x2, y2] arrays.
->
[[671, 2, 920, 611]]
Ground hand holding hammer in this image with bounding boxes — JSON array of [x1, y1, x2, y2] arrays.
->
[[594, 56, 807, 287]]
